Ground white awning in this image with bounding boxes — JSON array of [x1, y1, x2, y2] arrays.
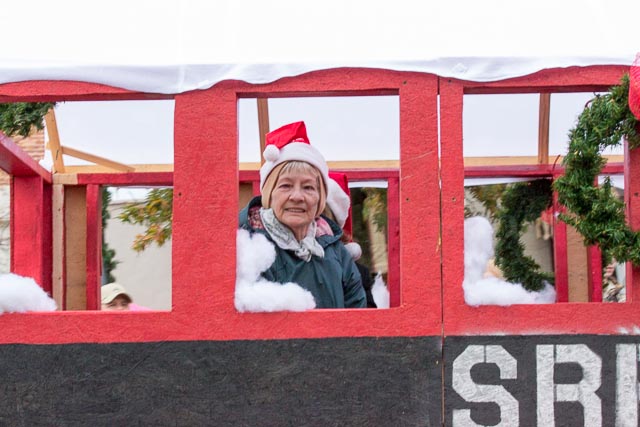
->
[[1, 0, 637, 94]]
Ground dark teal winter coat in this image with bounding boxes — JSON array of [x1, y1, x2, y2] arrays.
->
[[239, 197, 366, 309]]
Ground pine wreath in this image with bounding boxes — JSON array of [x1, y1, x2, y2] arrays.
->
[[495, 179, 554, 291], [554, 74, 640, 265]]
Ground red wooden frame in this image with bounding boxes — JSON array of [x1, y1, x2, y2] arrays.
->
[[80, 173, 175, 310], [463, 163, 625, 303], [85, 185, 101, 310], [552, 187, 569, 303], [625, 140, 640, 303], [588, 246, 603, 303], [11, 176, 52, 294], [2, 132, 54, 294], [0, 133, 52, 181], [0, 69, 442, 344], [441, 65, 638, 335], [77, 172, 173, 186], [241, 169, 401, 306], [0, 66, 635, 344]]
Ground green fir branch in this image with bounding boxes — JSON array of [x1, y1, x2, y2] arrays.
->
[[0, 102, 54, 137], [495, 179, 554, 291], [554, 74, 640, 265]]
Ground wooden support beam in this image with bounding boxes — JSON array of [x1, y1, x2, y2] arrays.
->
[[60, 163, 173, 175], [0, 133, 52, 181], [51, 184, 65, 310], [239, 183, 255, 209], [566, 225, 590, 302], [44, 108, 65, 173], [257, 98, 270, 165], [56, 145, 135, 172], [11, 176, 53, 295], [538, 93, 551, 164], [64, 186, 87, 310]]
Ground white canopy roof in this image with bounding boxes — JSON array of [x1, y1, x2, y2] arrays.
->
[[2, 0, 637, 169], [2, 0, 638, 94]]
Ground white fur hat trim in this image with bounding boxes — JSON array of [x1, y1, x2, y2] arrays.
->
[[260, 141, 329, 190]]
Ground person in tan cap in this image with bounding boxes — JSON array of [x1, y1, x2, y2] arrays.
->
[[101, 283, 132, 311]]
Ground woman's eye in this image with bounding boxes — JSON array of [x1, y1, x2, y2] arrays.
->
[[304, 185, 316, 191]]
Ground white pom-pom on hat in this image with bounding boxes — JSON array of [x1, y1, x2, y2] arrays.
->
[[263, 144, 280, 163], [344, 242, 362, 261]]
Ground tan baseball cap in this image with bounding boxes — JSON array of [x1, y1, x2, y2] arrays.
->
[[101, 283, 132, 304]]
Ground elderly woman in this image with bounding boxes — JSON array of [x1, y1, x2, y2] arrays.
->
[[239, 121, 366, 309]]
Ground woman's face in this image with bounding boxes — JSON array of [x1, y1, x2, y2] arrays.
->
[[270, 169, 320, 238]]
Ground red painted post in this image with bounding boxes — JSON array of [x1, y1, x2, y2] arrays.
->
[[387, 176, 400, 307], [85, 184, 102, 310], [252, 180, 261, 196], [0, 133, 51, 181], [552, 187, 569, 302], [440, 78, 466, 321], [11, 176, 52, 294], [587, 246, 603, 302], [625, 140, 640, 303]]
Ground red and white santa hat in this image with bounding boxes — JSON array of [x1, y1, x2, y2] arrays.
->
[[327, 172, 362, 261], [327, 172, 352, 235], [260, 121, 330, 190]]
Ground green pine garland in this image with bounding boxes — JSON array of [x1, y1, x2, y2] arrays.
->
[[554, 74, 640, 265], [495, 179, 554, 291], [0, 102, 54, 137]]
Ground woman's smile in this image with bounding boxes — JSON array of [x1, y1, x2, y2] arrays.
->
[[285, 207, 306, 213]]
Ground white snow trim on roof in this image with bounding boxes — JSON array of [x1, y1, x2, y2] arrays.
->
[[0, 56, 633, 95], [1, 0, 637, 94]]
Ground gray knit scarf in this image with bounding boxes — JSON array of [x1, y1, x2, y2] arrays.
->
[[259, 208, 324, 262]]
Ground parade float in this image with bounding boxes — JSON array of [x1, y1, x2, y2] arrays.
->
[[0, 1, 639, 425]]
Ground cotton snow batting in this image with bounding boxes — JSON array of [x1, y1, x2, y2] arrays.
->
[[235, 229, 316, 312], [0, 273, 57, 313], [371, 272, 390, 309], [463, 216, 556, 306]]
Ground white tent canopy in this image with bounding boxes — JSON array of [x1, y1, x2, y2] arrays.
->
[[2, 0, 637, 167], [1, 0, 638, 93]]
